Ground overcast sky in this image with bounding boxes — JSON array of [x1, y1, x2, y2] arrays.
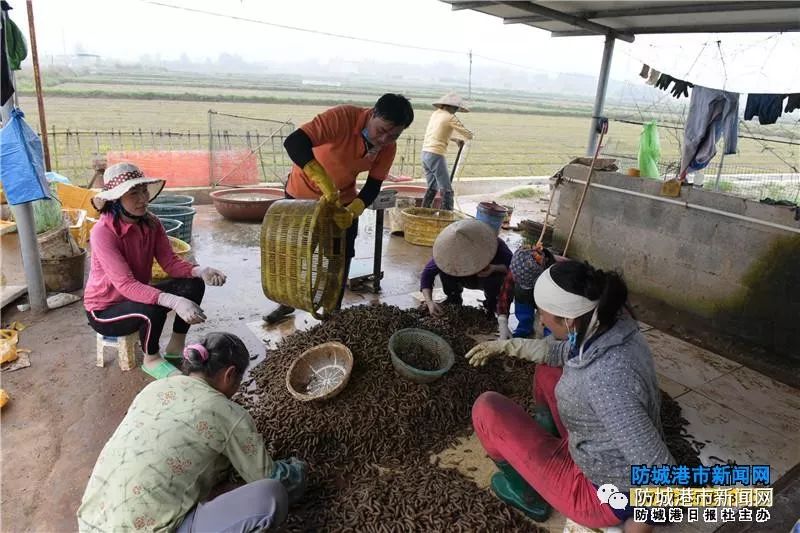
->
[[8, 0, 800, 93]]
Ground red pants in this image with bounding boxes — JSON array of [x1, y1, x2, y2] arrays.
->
[[472, 365, 621, 528]]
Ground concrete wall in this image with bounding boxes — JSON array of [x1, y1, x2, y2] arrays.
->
[[552, 165, 800, 361]]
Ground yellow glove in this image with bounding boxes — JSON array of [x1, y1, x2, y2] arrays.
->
[[465, 338, 551, 367], [303, 160, 339, 204], [332, 198, 365, 230]]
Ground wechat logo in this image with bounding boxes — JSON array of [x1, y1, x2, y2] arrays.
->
[[597, 483, 629, 510]]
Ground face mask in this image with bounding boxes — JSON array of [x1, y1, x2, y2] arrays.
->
[[568, 330, 578, 348], [361, 127, 372, 144]]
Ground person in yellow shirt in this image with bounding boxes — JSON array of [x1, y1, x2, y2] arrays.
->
[[421, 93, 473, 210]]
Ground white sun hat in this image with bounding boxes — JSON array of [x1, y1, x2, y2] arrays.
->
[[433, 92, 469, 113], [433, 219, 498, 277], [91, 162, 165, 211]]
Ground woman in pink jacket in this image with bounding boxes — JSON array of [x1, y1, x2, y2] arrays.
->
[[84, 162, 227, 379]]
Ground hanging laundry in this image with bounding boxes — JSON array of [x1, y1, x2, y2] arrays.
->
[[1, 3, 13, 106], [646, 68, 661, 86], [670, 79, 693, 99], [680, 86, 739, 178], [638, 121, 661, 178], [785, 94, 800, 113], [655, 73, 675, 91], [639, 64, 650, 79], [744, 94, 785, 125], [2, 6, 27, 71]]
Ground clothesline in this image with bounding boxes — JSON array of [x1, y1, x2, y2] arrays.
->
[[639, 64, 800, 125], [610, 118, 800, 147]]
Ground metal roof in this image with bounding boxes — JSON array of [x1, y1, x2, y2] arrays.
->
[[441, 1, 800, 43]]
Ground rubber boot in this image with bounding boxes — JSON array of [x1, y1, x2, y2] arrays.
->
[[263, 304, 295, 324], [422, 188, 437, 208], [441, 190, 455, 211], [490, 461, 552, 522], [533, 404, 560, 438]]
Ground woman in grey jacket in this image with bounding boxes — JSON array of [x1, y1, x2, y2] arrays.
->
[[466, 261, 674, 531]]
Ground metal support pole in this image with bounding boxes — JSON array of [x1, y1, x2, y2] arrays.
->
[[0, 27, 48, 313], [372, 210, 384, 293], [586, 34, 615, 156]]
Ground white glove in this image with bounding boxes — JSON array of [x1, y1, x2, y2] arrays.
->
[[192, 266, 227, 286], [158, 293, 207, 324], [497, 315, 512, 340], [465, 338, 550, 367]]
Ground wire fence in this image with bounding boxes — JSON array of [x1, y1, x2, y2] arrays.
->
[[41, 114, 798, 203], [208, 110, 295, 186]]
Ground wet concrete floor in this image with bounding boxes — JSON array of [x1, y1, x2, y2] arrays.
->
[[1, 191, 797, 532]]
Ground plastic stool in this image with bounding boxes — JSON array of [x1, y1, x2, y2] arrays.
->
[[96, 333, 137, 371]]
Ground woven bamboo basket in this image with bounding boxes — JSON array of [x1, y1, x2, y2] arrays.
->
[[151, 237, 192, 281], [261, 199, 347, 319], [401, 207, 466, 247], [286, 341, 353, 401]]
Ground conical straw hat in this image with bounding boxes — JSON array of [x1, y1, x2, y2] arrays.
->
[[433, 92, 469, 112], [433, 219, 498, 277]]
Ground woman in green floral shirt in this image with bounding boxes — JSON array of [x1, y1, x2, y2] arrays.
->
[[78, 332, 306, 532]]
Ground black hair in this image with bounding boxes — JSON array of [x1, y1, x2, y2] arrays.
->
[[549, 260, 631, 331], [98, 199, 118, 215], [99, 199, 156, 226], [182, 332, 250, 378], [373, 93, 414, 128]]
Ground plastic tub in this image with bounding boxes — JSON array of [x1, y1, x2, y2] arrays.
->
[[148, 205, 195, 243], [210, 187, 284, 222], [476, 201, 508, 233], [151, 194, 195, 207], [152, 236, 191, 280], [160, 218, 183, 237], [388, 328, 454, 384]]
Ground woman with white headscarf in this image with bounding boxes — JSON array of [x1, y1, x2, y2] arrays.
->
[[466, 260, 673, 532]]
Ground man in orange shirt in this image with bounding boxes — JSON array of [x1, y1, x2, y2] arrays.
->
[[264, 93, 414, 324]]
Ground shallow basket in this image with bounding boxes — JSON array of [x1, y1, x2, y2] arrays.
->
[[151, 236, 192, 281], [388, 328, 455, 384], [400, 207, 465, 247], [261, 199, 347, 320], [286, 342, 354, 401]]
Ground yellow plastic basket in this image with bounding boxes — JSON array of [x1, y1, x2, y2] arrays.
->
[[261, 199, 346, 320], [62, 208, 88, 249], [151, 236, 192, 281], [56, 183, 100, 217], [401, 207, 466, 247]]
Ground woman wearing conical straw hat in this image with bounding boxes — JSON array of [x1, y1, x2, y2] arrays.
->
[[420, 93, 473, 211], [419, 219, 511, 317]]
